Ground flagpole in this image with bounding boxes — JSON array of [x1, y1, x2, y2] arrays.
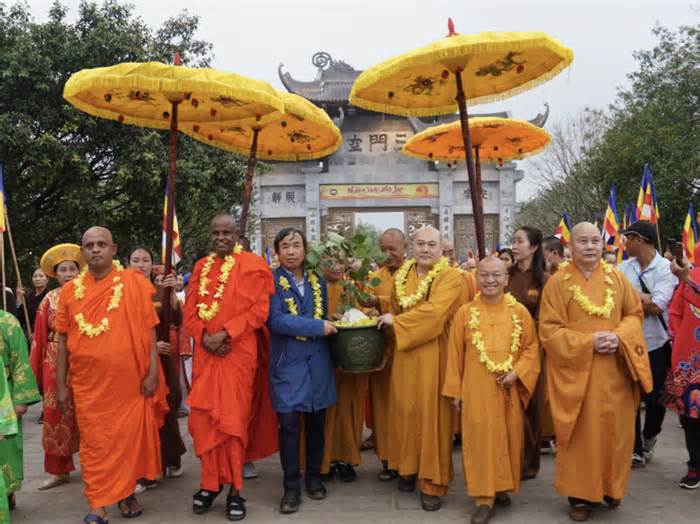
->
[[0, 232, 6, 311], [4, 210, 31, 336]]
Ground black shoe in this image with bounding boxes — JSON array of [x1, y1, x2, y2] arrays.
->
[[320, 464, 336, 482], [193, 486, 222, 515], [420, 492, 442, 511], [225, 493, 246, 521], [680, 469, 700, 489], [603, 495, 620, 508], [336, 462, 357, 483], [495, 492, 511, 507], [471, 504, 492, 524], [305, 476, 327, 500], [377, 467, 398, 482], [279, 490, 301, 514], [398, 475, 417, 492]]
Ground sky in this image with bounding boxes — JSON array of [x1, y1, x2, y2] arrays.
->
[[26, 0, 697, 201]]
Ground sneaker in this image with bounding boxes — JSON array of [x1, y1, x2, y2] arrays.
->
[[679, 469, 700, 489], [243, 462, 258, 480], [642, 435, 657, 462], [167, 465, 184, 478], [631, 453, 645, 468], [279, 489, 301, 514]]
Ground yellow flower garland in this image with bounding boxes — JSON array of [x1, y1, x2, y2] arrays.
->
[[73, 260, 124, 338], [567, 261, 616, 319], [196, 244, 243, 322], [469, 293, 523, 374], [282, 270, 324, 341], [395, 256, 450, 309]]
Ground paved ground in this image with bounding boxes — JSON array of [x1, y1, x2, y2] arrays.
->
[[9, 404, 698, 523]]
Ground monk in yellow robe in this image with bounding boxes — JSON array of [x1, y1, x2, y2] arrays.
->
[[363, 228, 407, 481], [443, 256, 540, 524], [539, 222, 652, 522], [317, 260, 368, 482], [377, 226, 467, 511], [56, 227, 168, 524]]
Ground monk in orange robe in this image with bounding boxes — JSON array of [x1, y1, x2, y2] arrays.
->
[[364, 228, 407, 481], [316, 261, 368, 482], [377, 226, 467, 511], [55, 227, 168, 523], [539, 222, 652, 522], [184, 214, 276, 521], [443, 256, 540, 524]]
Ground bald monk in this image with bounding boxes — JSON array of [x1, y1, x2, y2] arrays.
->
[[56, 227, 168, 523], [377, 226, 467, 511], [443, 257, 540, 524], [539, 222, 652, 522], [363, 228, 407, 481], [316, 259, 368, 482], [184, 214, 276, 520]]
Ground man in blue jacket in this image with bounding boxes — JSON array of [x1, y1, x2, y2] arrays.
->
[[267, 228, 337, 514]]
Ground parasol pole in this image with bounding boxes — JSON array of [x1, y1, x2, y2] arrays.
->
[[160, 99, 179, 341], [0, 232, 5, 311], [454, 69, 486, 259], [474, 145, 484, 208], [238, 127, 260, 236], [4, 210, 31, 335]]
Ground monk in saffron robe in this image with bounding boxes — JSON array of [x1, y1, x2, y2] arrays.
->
[[363, 228, 407, 481], [314, 260, 368, 482], [443, 256, 540, 524], [184, 214, 276, 521], [377, 226, 467, 511], [539, 222, 652, 522], [55, 227, 167, 523]]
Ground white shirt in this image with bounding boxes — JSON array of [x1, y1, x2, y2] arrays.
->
[[619, 253, 678, 351]]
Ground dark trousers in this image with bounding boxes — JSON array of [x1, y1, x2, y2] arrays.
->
[[634, 343, 671, 454], [681, 415, 700, 470], [278, 410, 325, 491]]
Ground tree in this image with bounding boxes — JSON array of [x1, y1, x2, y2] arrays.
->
[[518, 22, 699, 241], [0, 0, 261, 279]]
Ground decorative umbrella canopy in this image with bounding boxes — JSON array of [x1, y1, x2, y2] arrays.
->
[[402, 117, 552, 164], [63, 58, 284, 337], [183, 92, 342, 161], [183, 91, 342, 234], [349, 29, 573, 116], [348, 20, 572, 259], [64, 61, 284, 129]]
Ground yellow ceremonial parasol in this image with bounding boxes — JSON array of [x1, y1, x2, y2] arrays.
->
[[403, 117, 551, 205], [349, 19, 572, 258], [63, 55, 284, 333], [183, 91, 342, 233]]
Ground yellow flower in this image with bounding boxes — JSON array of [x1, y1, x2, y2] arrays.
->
[[395, 257, 450, 309], [469, 293, 522, 375], [73, 260, 124, 337], [308, 272, 324, 320], [569, 285, 615, 318], [279, 276, 291, 291], [196, 246, 240, 322]]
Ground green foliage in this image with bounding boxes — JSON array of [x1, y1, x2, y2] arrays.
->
[[518, 22, 699, 243], [306, 230, 385, 313], [0, 0, 260, 280]]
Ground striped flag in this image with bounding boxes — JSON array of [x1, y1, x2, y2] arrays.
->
[[265, 247, 272, 266], [554, 212, 572, 246], [617, 204, 630, 264], [636, 164, 660, 224], [682, 203, 698, 263], [162, 185, 182, 266], [602, 186, 620, 252], [627, 203, 638, 225], [0, 164, 6, 233]]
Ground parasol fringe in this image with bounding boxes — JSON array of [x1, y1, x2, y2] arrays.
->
[[350, 31, 574, 116]]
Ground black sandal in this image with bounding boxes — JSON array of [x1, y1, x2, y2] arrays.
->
[[118, 495, 143, 519], [193, 486, 222, 515], [226, 494, 246, 521], [83, 514, 109, 524], [378, 467, 398, 481]]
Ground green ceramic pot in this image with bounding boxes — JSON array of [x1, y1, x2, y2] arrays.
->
[[330, 325, 386, 373]]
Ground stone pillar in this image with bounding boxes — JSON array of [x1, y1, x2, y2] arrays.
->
[[438, 166, 454, 242], [303, 163, 322, 243]]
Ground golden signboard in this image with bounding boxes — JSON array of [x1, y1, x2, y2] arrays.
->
[[320, 183, 438, 200]]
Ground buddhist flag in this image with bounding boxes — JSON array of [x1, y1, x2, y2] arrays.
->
[[636, 164, 660, 224], [265, 247, 272, 266], [0, 164, 6, 233], [602, 186, 620, 252], [554, 212, 572, 246], [627, 203, 638, 225], [683, 203, 698, 263], [162, 185, 182, 266], [617, 204, 630, 264]]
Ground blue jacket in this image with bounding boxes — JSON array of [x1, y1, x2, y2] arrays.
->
[[267, 267, 336, 413]]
